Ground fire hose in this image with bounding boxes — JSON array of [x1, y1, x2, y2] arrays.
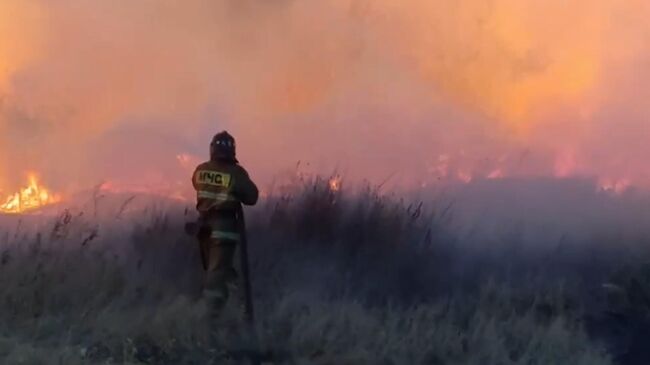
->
[[235, 204, 255, 325]]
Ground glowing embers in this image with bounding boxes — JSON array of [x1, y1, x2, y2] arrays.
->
[[0, 174, 61, 214]]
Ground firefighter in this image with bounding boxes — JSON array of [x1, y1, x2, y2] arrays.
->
[[192, 131, 259, 319]]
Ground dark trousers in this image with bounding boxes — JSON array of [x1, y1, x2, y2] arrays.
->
[[200, 238, 238, 318]]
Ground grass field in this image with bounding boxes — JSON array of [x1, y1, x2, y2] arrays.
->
[[1, 176, 649, 364]]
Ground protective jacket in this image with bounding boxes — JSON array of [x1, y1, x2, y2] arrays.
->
[[192, 159, 258, 240]]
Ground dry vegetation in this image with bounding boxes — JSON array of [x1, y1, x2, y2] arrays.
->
[[1, 176, 648, 364]]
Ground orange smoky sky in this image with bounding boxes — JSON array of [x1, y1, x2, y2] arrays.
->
[[0, 0, 649, 193]]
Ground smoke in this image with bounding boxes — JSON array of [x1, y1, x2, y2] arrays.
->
[[0, 0, 649, 193]]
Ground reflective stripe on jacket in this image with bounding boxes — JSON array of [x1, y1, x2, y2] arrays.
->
[[192, 159, 258, 237], [211, 230, 241, 241]]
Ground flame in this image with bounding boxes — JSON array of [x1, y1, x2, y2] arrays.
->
[[487, 169, 504, 180], [598, 177, 631, 195], [0, 174, 61, 214], [176, 153, 201, 171], [328, 175, 343, 192]]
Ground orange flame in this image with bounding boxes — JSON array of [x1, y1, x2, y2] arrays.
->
[[329, 175, 343, 192], [0, 174, 62, 214]]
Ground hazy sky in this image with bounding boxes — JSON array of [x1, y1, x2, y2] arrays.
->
[[1, 0, 649, 195]]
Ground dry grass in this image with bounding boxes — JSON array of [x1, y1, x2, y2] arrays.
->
[[0, 176, 620, 364]]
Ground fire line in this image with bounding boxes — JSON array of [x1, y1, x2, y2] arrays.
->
[[0, 174, 61, 214]]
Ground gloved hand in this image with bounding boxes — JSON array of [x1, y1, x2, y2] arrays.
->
[[183, 220, 212, 240]]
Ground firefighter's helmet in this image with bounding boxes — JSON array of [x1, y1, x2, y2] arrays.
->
[[210, 131, 237, 162]]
